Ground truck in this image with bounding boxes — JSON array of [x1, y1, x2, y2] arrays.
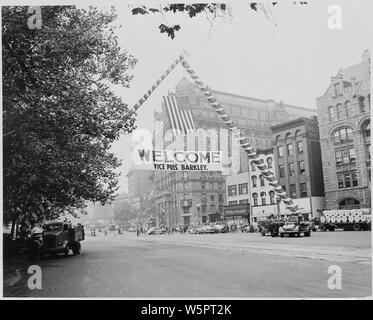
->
[[40, 221, 84, 257], [318, 209, 371, 231], [279, 215, 311, 237], [258, 218, 285, 237]]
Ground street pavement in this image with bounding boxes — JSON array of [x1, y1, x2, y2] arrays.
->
[[3, 231, 372, 298]]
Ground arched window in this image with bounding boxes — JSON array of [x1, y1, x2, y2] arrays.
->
[[362, 120, 371, 160], [339, 198, 360, 209], [359, 96, 366, 113], [259, 174, 265, 187], [251, 176, 257, 188], [344, 101, 350, 117], [252, 193, 258, 206], [336, 103, 342, 119], [251, 161, 256, 172], [333, 127, 353, 145], [260, 192, 266, 205], [362, 120, 371, 140], [267, 157, 273, 168], [269, 191, 276, 204], [328, 106, 338, 121]]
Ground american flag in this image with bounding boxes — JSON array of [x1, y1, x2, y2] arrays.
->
[[163, 96, 196, 136]]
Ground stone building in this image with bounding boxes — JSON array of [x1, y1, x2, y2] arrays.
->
[[126, 169, 152, 201], [249, 148, 280, 222], [151, 78, 317, 226], [224, 172, 250, 222], [316, 50, 371, 210], [271, 117, 326, 218]]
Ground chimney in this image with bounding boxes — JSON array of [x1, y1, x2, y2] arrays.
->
[[362, 49, 370, 63]]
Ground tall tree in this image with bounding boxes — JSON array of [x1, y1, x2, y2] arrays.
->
[[2, 6, 137, 226]]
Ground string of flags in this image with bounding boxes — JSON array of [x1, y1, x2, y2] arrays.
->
[[131, 53, 299, 213]]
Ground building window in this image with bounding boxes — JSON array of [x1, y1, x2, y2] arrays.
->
[[290, 184, 297, 198], [299, 161, 305, 174], [343, 101, 350, 118], [259, 174, 265, 187], [278, 146, 284, 158], [337, 171, 358, 189], [210, 195, 214, 201], [252, 193, 258, 206], [288, 163, 295, 176], [183, 182, 188, 190], [218, 183, 223, 190], [282, 185, 286, 192], [297, 141, 303, 154], [329, 106, 338, 121], [287, 144, 293, 156], [351, 172, 358, 187], [260, 192, 266, 205], [251, 176, 257, 188], [202, 205, 206, 214], [239, 199, 249, 204], [201, 182, 205, 190], [335, 147, 356, 166], [335, 82, 342, 96], [359, 96, 366, 113], [183, 172, 189, 179], [279, 165, 285, 177], [239, 183, 248, 195], [219, 193, 223, 202], [339, 198, 360, 209], [267, 157, 273, 168], [251, 161, 256, 172], [210, 204, 216, 213], [228, 185, 237, 196], [269, 191, 276, 204], [333, 128, 353, 146], [363, 120, 371, 140], [300, 183, 307, 197], [210, 182, 214, 190]]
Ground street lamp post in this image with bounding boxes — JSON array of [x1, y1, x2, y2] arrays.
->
[[196, 202, 201, 225]]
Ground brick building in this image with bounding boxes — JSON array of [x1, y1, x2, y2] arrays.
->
[[316, 50, 371, 210], [271, 117, 325, 218]]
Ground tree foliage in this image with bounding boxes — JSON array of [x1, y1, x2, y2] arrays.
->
[[132, 2, 308, 39], [113, 201, 139, 225], [2, 6, 137, 225]]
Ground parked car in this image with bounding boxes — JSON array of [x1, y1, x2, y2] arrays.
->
[[211, 223, 229, 233], [127, 226, 137, 232], [147, 227, 166, 235]]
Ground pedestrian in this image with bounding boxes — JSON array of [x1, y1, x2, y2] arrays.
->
[[136, 227, 140, 237]]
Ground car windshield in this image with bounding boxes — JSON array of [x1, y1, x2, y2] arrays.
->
[[44, 224, 63, 232]]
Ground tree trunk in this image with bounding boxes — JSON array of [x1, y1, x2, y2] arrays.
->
[[10, 217, 16, 239]]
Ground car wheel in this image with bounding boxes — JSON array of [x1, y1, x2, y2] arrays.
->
[[64, 244, 69, 256], [280, 233, 284, 238], [72, 242, 81, 255], [353, 223, 361, 231]]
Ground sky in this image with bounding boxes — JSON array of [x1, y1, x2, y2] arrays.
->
[[91, 0, 372, 193]]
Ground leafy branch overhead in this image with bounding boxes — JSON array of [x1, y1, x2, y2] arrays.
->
[[131, 2, 308, 39], [2, 6, 137, 225]]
